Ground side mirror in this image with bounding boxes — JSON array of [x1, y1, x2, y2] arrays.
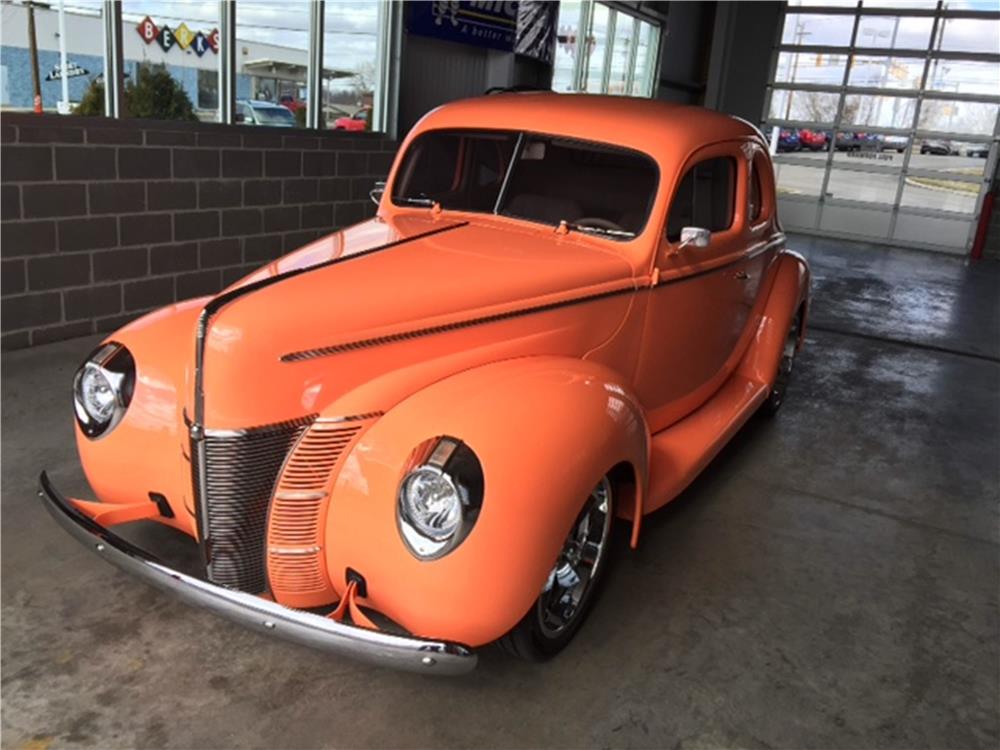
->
[[234, 112, 246, 123], [678, 226, 710, 249], [369, 181, 386, 206]]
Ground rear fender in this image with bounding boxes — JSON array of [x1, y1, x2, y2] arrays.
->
[[322, 356, 649, 646], [739, 250, 810, 388]]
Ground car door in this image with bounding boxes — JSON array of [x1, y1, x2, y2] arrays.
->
[[634, 142, 752, 433]]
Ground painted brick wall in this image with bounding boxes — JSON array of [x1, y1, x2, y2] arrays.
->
[[0, 113, 397, 349]]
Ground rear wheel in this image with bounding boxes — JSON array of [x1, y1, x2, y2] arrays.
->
[[763, 314, 800, 416], [498, 476, 615, 661]]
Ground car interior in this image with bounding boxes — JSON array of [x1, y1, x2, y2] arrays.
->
[[393, 131, 658, 236]]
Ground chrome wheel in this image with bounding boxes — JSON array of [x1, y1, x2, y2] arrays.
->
[[768, 315, 799, 412], [536, 477, 612, 637]]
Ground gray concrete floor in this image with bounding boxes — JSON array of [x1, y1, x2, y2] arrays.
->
[[3, 234, 998, 749]]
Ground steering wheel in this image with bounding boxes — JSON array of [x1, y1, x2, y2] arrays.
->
[[575, 217, 625, 232]]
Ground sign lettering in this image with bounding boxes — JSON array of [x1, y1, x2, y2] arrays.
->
[[174, 22, 194, 50], [136, 16, 158, 43], [135, 17, 218, 55]]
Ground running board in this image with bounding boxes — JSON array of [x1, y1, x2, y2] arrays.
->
[[645, 374, 769, 513]]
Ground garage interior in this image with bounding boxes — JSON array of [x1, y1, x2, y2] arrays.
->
[[2, 1, 998, 748]]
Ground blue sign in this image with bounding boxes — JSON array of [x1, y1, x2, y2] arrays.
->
[[408, 1, 518, 52], [192, 31, 210, 57]]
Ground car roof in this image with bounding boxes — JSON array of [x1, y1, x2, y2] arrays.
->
[[242, 100, 288, 110], [409, 93, 763, 170]]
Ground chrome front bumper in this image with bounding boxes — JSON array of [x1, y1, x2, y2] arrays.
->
[[37, 472, 477, 675]]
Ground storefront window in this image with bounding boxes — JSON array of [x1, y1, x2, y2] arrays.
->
[[552, 1, 582, 93], [197, 68, 218, 111], [120, 1, 219, 121], [324, 1, 379, 131], [0, 0, 105, 115], [235, 1, 309, 127]]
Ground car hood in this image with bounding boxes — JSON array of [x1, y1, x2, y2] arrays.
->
[[197, 214, 637, 428]]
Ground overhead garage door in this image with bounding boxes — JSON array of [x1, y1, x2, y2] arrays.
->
[[763, 0, 1000, 255]]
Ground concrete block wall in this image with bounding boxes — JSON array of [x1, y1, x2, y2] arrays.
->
[[0, 114, 397, 350]]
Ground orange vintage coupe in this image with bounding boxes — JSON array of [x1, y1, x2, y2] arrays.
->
[[40, 94, 809, 675]]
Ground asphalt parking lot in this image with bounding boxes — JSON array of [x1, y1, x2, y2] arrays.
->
[[2, 234, 997, 749]]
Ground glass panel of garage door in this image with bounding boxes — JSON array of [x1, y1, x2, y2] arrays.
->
[[918, 99, 999, 137], [769, 89, 839, 124], [773, 162, 826, 198], [782, 13, 855, 46], [841, 94, 917, 130], [121, 1, 219, 121], [855, 15, 934, 50], [926, 60, 1000, 97], [827, 166, 901, 205], [583, 3, 610, 92], [324, 1, 379, 131], [936, 18, 1000, 55], [848, 56, 924, 90], [774, 51, 849, 85], [235, 1, 309, 127], [900, 175, 979, 214]]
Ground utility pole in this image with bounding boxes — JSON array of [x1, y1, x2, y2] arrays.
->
[[27, 0, 43, 113]]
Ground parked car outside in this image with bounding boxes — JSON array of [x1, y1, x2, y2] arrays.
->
[[236, 99, 297, 128], [40, 94, 810, 674], [777, 128, 801, 152], [964, 143, 990, 158], [835, 131, 881, 152], [279, 94, 306, 114], [798, 129, 829, 151], [920, 139, 954, 155], [334, 106, 372, 131], [881, 135, 908, 153]]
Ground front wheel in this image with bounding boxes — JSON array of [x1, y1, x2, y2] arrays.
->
[[763, 314, 800, 416], [498, 475, 615, 661]]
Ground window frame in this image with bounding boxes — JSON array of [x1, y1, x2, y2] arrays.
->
[[664, 153, 740, 243], [390, 127, 661, 241]]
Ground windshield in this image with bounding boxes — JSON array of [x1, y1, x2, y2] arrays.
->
[[391, 129, 658, 239], [253, 106, 296, 126]]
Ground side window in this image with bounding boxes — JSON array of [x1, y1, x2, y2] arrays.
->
[[666, 157, 736, 242]]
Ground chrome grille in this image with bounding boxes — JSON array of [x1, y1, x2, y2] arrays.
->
[[193, 416, 314, 593], [266, 421, 366, 606]]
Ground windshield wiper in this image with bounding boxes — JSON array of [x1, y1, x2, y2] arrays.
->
[[559, 221, 636, 239]]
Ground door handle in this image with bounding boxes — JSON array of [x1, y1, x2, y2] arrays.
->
[[734, 270, 750, 281]]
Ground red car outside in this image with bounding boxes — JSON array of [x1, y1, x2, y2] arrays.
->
[[798, 129, 829, 151], [279, 95, 306, 114], [334, 106, 372, 131]]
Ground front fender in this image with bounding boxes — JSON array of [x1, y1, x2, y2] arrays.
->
[[738, 249, 810, 387], [323, 356, 649, 647]]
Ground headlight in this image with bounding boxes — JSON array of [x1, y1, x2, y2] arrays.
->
[[73, 342, 135, 439], [397, 437, 484, 560]]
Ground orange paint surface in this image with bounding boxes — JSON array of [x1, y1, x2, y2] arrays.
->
[[71, 94, 809, 647]]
